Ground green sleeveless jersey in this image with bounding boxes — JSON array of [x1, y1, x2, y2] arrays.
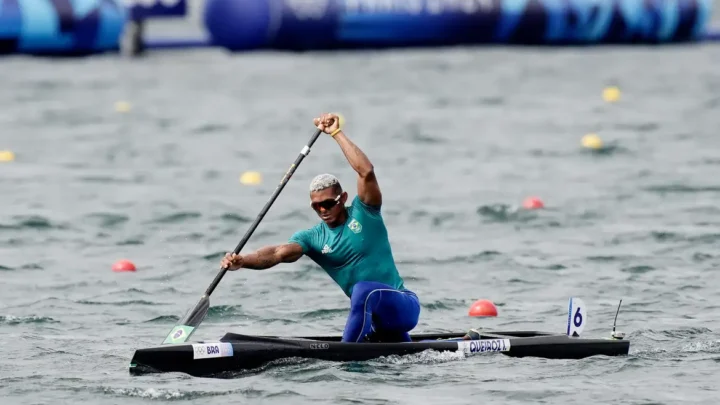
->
[[288, 196, 406, 297]]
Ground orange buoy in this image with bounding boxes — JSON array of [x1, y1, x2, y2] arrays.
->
[[522, 196, 544, 210], [112, 259, 136, 272], [468, 299, 498, 317]]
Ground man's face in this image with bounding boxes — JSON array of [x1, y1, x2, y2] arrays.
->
[[310, 188, 347, 226]]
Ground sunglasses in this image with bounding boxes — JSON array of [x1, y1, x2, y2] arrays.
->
[[311, 194, 341, 211]]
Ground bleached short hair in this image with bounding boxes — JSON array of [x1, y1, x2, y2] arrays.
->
[[309, 173, 341, 193]]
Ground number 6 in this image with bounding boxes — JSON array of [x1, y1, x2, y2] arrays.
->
[[574, 307, 583, 327]]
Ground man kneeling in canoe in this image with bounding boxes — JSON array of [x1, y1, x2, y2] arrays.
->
[[221, 113, 421, 343]]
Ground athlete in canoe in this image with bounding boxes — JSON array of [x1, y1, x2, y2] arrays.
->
[[221, 113, 420, 343]]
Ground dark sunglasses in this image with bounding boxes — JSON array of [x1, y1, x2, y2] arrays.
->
[[311, 194, 341, 211]]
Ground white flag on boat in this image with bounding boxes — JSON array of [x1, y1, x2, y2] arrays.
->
[[566, 297, 587, 337]]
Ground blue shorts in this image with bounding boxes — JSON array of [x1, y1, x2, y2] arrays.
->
[[342, 281, 421, 343]]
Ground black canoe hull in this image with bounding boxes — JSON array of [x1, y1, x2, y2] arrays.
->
[[129, 330, 630, 377]]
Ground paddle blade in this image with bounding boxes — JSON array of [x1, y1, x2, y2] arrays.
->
[[162, 295, 210, 344]]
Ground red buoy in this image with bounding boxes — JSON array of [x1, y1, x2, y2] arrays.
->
[[112, 259, 136, 272], [522, 196, 544, 210], [468, 299, 498, 317]]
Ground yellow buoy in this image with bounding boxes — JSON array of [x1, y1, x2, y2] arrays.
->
[[581, 133, 603, 150], [602, 86, 621, 103], [115, 101, 132, 113], [239, 171, 263, 185], [0, 150, 15, 162]]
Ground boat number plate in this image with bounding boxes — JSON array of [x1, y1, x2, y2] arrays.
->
[[191, 342, 234, 359], [457, 339, 511, 354]]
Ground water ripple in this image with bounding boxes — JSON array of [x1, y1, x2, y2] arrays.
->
[[0, 215, 68, 231], [76, 300, 158, 306], [0, 315, 58, 325], [83, 212, 129, 228], [644, 184, 720, 194], [144, 315, 180, 324], [98, 386, 262, 400], [402, 250, 503, 265], [148, 211, 202, 224]]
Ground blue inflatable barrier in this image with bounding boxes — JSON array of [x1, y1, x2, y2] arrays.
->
[[0, 0, 714, 56], [203, 0, 713, 51], [0, 0, 126, 55]]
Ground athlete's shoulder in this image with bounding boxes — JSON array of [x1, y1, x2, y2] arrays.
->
[[288, 224, 324, 253], [351, 195, 382, 216]]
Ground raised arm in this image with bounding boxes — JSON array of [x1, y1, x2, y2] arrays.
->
[[221, 243, 304, 271], [314, 113, 382, 207]]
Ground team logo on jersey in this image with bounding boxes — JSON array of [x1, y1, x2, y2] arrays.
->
[[322, 244, 333, 254], [348, 219, 362, 234]]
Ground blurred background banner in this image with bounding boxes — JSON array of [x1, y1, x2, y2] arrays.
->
[[204, 0, 714, 50], [0, 0, 127, 55], [125, 0, 187, 20], [0, 0, 718, 56]]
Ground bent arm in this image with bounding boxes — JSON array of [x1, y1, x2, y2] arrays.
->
[[242, 243, 304, 270], [332, 131, 382, 207]]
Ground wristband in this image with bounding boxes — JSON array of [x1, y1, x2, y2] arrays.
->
[[330, 128, 341, 137]]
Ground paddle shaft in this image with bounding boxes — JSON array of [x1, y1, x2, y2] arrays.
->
[[204, 129, 323, 297]]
